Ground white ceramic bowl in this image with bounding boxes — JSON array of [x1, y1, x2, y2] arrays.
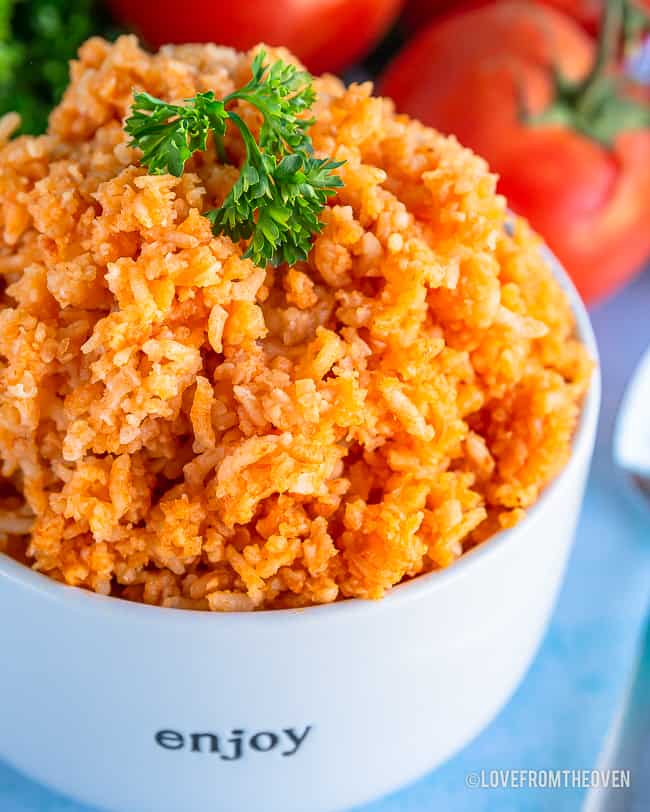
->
[[0, 254, 600, 812]]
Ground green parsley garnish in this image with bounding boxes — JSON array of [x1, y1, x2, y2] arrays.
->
[[124, 51, 344, 267]]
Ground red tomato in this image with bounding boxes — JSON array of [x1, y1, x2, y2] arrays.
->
[[404, 0, 485, 30], [541, 0, 604, 31], [540, 0, 650, 30], [380, 1, 650, 303], [107, 0, 404, 75], [404, 0, 649, 34]]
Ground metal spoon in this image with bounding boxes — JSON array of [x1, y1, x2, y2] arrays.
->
[[614, 344, 650, 509], [584, 345, 650, 812]]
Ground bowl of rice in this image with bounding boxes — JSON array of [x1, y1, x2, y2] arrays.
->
[[0, 36, 599, 812]]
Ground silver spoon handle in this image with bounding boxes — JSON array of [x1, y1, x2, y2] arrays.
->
[[584, 608, 650, 812]]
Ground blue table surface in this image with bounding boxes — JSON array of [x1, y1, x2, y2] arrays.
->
[[2, 268, 650, 812]]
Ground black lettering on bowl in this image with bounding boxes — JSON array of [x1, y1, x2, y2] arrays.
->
[[155, 726, 312, 760]]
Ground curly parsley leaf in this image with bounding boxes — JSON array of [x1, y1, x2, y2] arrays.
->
[[228, 50, 316, 158], [125, 91, 227, 177]]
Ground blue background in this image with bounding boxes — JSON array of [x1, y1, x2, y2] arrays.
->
[[2, 268, 649, 811]]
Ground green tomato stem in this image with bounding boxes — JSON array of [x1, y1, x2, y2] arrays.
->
[[528, 0, 649, 147], [580, 0, 625, 94]]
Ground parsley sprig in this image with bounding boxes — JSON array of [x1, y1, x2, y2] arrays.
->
[[124, 91, 227, 177], [124, 51, 343, 267]]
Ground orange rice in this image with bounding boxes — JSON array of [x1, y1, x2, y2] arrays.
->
[[0, 36, 592, 610]]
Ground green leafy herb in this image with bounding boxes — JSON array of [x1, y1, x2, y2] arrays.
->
[[125, 91, 227, 177], [227, 52, 316, 159], [0, 0, 122, 135], [125, 51, 343, 267]]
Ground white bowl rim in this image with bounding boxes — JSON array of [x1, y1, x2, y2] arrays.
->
[[0, 247, 601, 626]]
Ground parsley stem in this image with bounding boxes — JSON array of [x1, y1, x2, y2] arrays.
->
[[214, 133, 228, 164], [227, 111, 263, 164], [226, 89, 271, 119]]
